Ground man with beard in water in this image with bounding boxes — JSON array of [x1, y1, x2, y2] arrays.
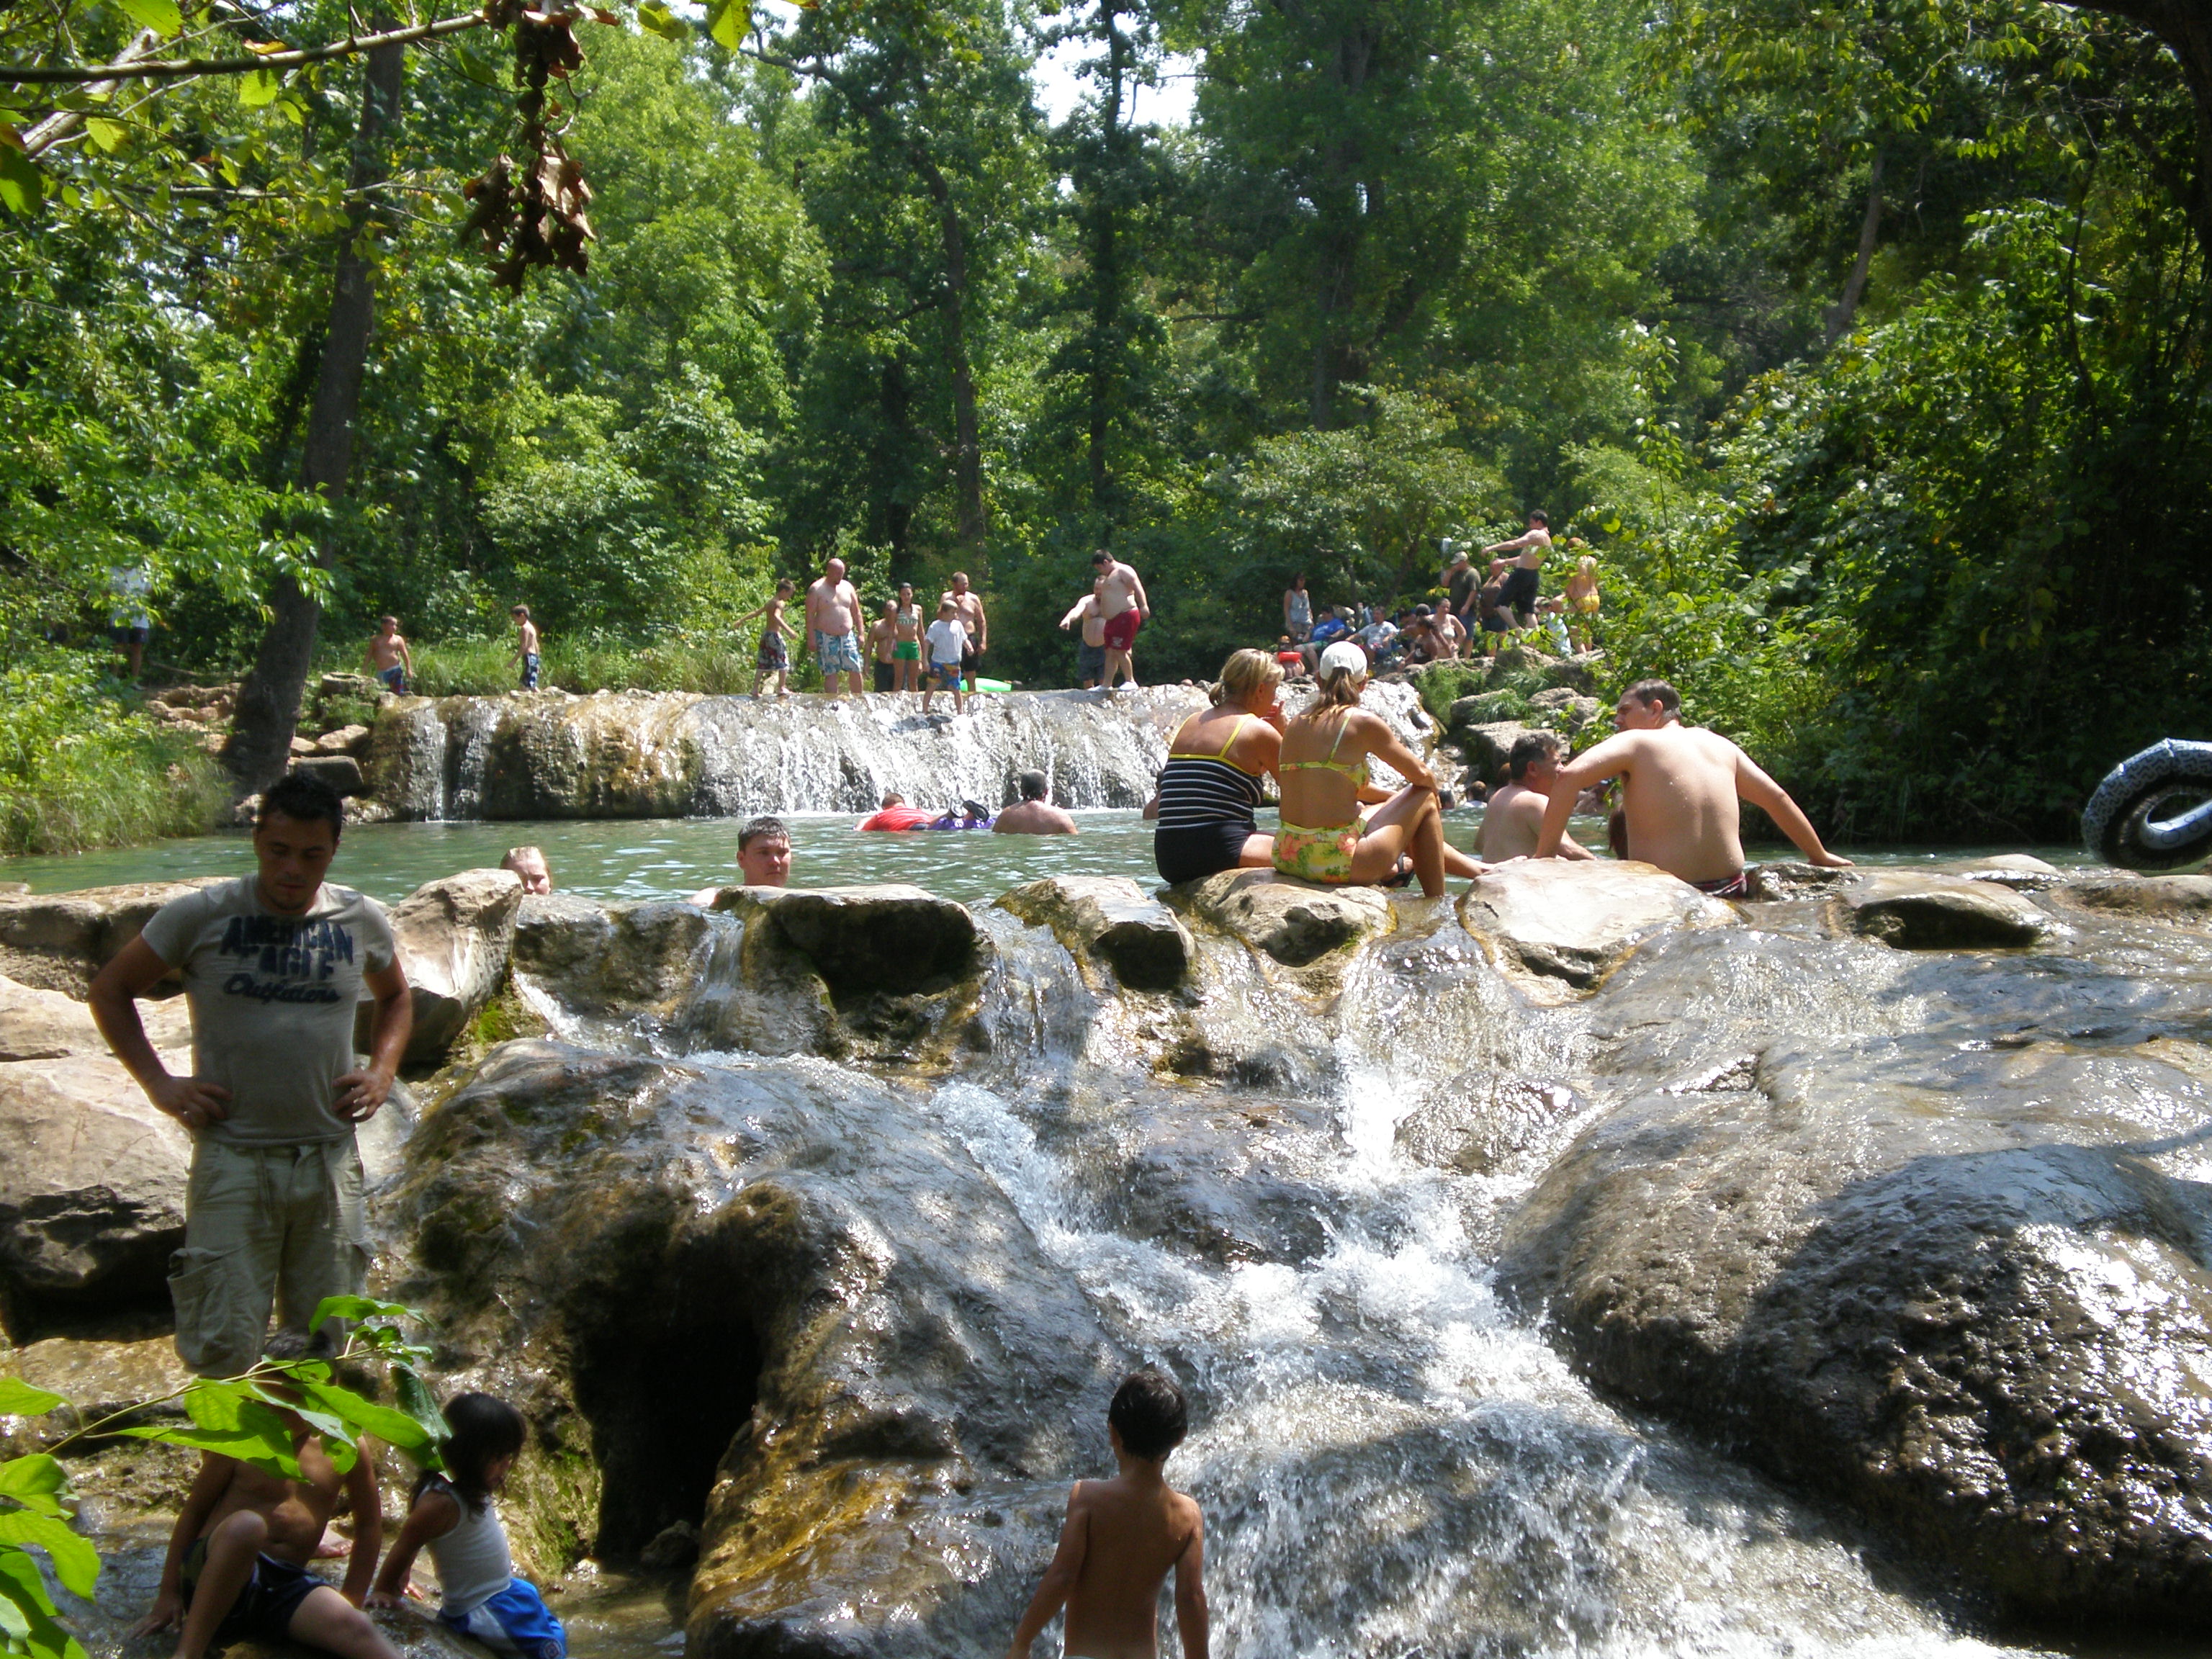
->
[[1007, 1370, 1207, 1659], [1535, 679, 1851, 895]]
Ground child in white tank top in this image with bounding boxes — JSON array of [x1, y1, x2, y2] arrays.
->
[[369, 1393, 565, 1659]]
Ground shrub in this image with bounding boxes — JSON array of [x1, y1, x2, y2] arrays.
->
[[0, 654, 230, 857]]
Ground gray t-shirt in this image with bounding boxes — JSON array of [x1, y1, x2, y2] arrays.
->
[[138, 876, 397, 1146]]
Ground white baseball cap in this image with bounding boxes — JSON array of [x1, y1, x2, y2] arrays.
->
[[1318, 641, 1368, 678]]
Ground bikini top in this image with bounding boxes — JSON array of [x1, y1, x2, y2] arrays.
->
[[1280, 715, 1369, 787]]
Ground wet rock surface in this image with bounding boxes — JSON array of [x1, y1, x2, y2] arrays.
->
[[1459, 858, 1738, 992], [1500, 1032, 2212, 1624], [996, 875, 1192, 991], [1171, 868, 1395, 968], [379, 1041, 1123, 1658], [381, 869, 525, 1062], [1824, 869, 2052, 948]]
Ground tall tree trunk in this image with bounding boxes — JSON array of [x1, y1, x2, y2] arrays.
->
[[1087, 0, 1126, 511], [1307, 23, 1373, 428], [914, 153, 989, 552], [1824, 146, 1885, 347], [224, 39, 404, 798]]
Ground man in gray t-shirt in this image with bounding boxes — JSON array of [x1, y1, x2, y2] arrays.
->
[[90, 775, 412, 1377]]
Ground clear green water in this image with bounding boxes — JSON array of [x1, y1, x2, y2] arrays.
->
[[0, 810, 2097, 907]]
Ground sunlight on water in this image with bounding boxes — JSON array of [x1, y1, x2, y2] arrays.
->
[[914, 1072, 2060, 1659]]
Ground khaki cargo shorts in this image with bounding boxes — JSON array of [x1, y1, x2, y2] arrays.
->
[[168, 1137, 369, 1378]]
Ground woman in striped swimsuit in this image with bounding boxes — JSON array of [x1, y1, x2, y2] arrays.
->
[[1153, 649, 1287, 885]]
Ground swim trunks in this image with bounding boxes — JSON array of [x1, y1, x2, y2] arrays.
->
[[1498, 566, 1541, 621], [1273, 821, 1360, 884], [438, 1578, 567, 1659], [815, 630, 862, 673], [757, 632, 788, 672], [377, 665, 407, 695], [873, 660, 895, 693], [893, 640, 920, 662], [1078, 640, 1106, 681], [181, 1537, 322, 1647], [1690, 871, 1752, 899], [519, 652, 540, 690], [1101, 609, 1141, 652]]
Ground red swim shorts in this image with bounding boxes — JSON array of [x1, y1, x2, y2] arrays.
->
[[1102, 608, 1141, 651]]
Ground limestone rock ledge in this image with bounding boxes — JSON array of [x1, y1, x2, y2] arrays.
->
[[996, 876, 1193, 992], [379, 1041, 1123, 1657], [1499, 1033, 2212, 1624], [1170, 869, 1395, 968], [1458, 859, 1738, 993], [1823, 870, 2051, 949]]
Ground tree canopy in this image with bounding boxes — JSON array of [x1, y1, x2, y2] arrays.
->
[[5, 0, 2210, 840]]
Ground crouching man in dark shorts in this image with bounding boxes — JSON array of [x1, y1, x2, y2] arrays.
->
[[132, 1341, 398, 1659], [89, 772, 413, 1380]]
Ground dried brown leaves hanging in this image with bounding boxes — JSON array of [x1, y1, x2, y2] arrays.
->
[[461, 1, 606, 292]]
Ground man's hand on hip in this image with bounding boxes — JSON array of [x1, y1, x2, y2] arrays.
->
[[333, 1068, 393, 1122], [149, 1074, 231, 1130]]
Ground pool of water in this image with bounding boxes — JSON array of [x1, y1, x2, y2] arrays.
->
[[0, 811, 2099, 908]]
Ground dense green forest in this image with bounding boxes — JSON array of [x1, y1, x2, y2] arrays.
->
[[3, 0, 2208, 850]]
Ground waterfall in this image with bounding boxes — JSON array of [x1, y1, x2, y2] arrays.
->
[[368, 684, 1445, 821]]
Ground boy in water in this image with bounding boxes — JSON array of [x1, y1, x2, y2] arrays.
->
[[510, 606, 540, 691], [362, 617, 412, 696], [133, 1362, 395, 1659], [1007, 1370, 1208, 1659]]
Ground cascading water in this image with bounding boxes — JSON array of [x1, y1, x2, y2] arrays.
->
[[368, 685, 1442, 821], [504, 896, 2071, 1657]]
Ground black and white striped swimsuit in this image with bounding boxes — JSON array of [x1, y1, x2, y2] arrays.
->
[[1154, 715, 1268, 884]]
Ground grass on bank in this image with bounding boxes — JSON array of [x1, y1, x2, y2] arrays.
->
[[1, 655, 230, 857], [371, 633, 825, 698]]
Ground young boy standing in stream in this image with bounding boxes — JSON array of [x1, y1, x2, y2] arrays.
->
[[1007, 1370, 1208, 1659]]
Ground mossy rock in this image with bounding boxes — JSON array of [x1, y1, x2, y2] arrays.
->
[[1447, 689, 1533, 729]]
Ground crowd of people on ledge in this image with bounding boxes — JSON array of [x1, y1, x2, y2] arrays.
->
[[350, 513, 1600, 716], [1151, 650, 1850, 901]]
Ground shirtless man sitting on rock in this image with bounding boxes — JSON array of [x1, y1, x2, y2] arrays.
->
[[1535, 679, 1851, 896], [1480, 732, 1595, 863]]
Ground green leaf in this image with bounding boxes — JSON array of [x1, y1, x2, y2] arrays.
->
[[81, 117, 126, 153], [0, 1457, 67, 1519], [705, 0, 747, 50], [307, 1295, 416, 1331], [117, 0, 183, 37], [117, 1423, 302, 1480], [636, 1, 687, 39], [0, 1513, 99, 1601], [393, 1366, 449, 1460], [0, 1547, 57, 1621], [238, 70, 282, 108], [293, 1382, 432, 1457], [0, 1382, 64, 1420]]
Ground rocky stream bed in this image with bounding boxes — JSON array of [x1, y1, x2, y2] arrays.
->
[[9, 857, 2212, 1655]]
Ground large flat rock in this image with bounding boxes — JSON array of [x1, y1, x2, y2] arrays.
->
[[996, 876, 1193, 991], [0, 1050, 192, 1315], [1458, 859, 1738, 991], [2056, 873, 2212, 922], [1172, 869, 1395, 968], [379, 1042, 1123, 1655], [1500, 1033, 2212, 1624], [379, 869, 524, 1062], [709, 884, 980, 997], [0, 880, 224, 997], [0, 974, 190, 1061], [1824, 870, 2051, 949]]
